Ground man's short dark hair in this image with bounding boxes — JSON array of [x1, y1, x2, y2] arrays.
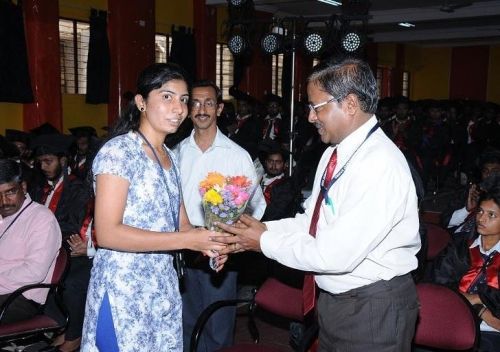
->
[[479, 149, 500, 169], [0, 159, 23, 185], [308, 57, 378, 114], [192, 80, 223, 104]]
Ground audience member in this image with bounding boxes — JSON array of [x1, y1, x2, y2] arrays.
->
[[30, 133, 93, 352], [69, 126, 99, 181], [0, 159, 61, 323], [442, 149, 500, 236], [262, 93, 286, 142], [433, 174, 500, 350]]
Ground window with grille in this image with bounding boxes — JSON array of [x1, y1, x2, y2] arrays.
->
[[402, 71, 410, 97], [59, 19, 89, 94], [271, 54, 283, 96], [155, 34, 172, 63], [216, 43, 234, 100]]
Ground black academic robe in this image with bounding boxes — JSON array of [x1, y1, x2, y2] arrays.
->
[[432, 234, 500, 319], [30, 175, 91, 239]]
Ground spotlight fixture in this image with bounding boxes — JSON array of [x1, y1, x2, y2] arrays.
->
[[303, 31, 326, 56], [227, 32, 249, 56], [260, 33, 282, 55], [228, 0, 247, 7], [340, 30, 363, 53]]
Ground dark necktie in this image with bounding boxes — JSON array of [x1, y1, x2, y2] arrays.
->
[[302, 148, 337, 316]]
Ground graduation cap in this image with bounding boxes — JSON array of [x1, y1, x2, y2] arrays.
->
[[30, 122, 60, 136], [0, 135, 21, 159], [31, 134, 75, 157], [69, 126, 97, 138], [5, 129, 31, 145], [264, 93, 283, 105]]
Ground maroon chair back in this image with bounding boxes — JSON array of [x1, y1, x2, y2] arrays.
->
[[424, 223, 451, 260], [0, 248, 69, 341], [254, 278, 304, 322], [414, 283, 478, 350], [51, 248, 69, 284]]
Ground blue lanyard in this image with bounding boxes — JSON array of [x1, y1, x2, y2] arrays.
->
[[136, 131, 180, 231], [320, 122, 380, 212]]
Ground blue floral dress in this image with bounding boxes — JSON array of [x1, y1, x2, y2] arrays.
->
[[81, 131, 183, 352]]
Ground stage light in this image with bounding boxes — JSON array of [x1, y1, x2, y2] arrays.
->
[[303, 31, 325, 56], [228, 0, 247, 7], [227, 33, 249, 56], [341, 30, 362, 53], [260, 32, 282, 55]]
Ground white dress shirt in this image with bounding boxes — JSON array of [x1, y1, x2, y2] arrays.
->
[[261, 116, 421, 294], [175, 128, 266, 227]]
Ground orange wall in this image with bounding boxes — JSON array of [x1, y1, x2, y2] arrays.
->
[[407, 46, 451, 101], [487, 45, 500, 103]]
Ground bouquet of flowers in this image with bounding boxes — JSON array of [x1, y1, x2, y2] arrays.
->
[[199, 172, 253, 232]]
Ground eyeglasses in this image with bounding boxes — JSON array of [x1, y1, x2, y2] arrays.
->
[[308, 97, 337, 114], [190, 100, 217, 110], [0, 185, 21, 199]]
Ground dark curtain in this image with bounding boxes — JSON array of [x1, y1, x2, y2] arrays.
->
[[86, 9, 110, 104], [0, 0, 33, 103], [169, 26, 196, 82]]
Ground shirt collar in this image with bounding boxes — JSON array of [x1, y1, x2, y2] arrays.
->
[[265, 113, 282, 121], [336, 115, 378, 162], [188, 127, 230, 150], [470, 236, 500, 256]]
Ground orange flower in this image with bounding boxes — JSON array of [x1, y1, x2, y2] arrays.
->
[[229, 175, 251, 188], [200, 172, 226, 190]]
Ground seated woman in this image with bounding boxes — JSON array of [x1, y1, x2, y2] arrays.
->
[[433, 173, 500, 350]]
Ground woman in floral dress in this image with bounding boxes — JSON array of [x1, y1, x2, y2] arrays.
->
[[81, 63, 227, 352]]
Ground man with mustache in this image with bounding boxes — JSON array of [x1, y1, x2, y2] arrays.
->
[[216, 58, 421, 352], [175, 80, 266, 352], [0, 159, 61, 323]]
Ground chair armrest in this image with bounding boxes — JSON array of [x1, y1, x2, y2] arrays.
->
[[0, 283, 57, 323], [190, 299, 251, 352]]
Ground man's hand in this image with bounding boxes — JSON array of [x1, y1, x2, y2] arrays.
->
[[212, 214, 267, 254], [466, 184, 480, 212]]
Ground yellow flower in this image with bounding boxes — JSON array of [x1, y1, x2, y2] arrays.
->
[[203, 189, 223, 205]]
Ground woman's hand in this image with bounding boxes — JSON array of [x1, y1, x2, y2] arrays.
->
[[67, 234, 87, 257], [182, 228, 229, 253], [461, 292, 482, 305], [481, 309, 500, 330]]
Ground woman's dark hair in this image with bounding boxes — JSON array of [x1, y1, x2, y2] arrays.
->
[[0, 159, 23, 185], [109, 63, 190, 138], [479, 173, 500, 207]]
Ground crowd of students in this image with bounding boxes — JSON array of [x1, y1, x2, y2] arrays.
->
[[0, 58, 499, 351]]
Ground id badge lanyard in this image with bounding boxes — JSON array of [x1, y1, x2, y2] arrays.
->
[[321, 122, 380, 213]]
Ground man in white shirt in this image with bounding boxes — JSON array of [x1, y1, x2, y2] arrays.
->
[[175, 80, 266, 352], [216, 58, 421, 352]]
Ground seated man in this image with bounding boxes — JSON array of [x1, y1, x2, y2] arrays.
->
[[260, 143, 300, 221], [0, 159, 61, 323], [433, 174, 500, 350]]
